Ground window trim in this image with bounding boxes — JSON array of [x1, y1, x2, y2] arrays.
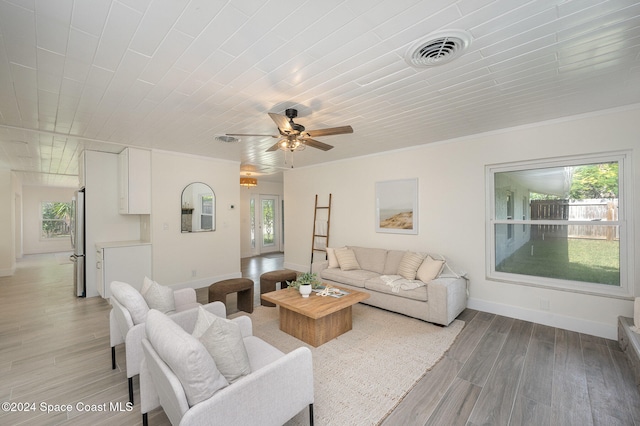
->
[[485, 151, 634, 299]]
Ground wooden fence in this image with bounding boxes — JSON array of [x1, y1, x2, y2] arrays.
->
[[529, 199, 618, 241]]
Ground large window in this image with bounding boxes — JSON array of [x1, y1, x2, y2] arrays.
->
[[486, 152, 632, 297], [41, 201, 72, 239]]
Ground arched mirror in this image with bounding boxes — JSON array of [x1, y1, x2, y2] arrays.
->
[[181, 182, 215, 232]]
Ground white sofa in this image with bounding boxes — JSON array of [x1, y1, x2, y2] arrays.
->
[[312, 246, 468, 326], [140, 308, 314, 426], [109, 280, 226, 404]]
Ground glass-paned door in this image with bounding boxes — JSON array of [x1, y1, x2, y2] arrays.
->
[[259, 195, 279, 253]]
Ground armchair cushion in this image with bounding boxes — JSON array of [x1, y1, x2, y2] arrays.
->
[[111, 281, 149, 325], [198, 315, 251, 383], [146, 309, 228, 407], [141, 277, 175, 314]]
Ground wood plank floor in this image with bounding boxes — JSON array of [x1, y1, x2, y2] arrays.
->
[[1, 253, 638, 425]]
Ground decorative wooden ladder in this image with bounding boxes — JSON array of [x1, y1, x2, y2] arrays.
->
[[310, 194, 332, 270]]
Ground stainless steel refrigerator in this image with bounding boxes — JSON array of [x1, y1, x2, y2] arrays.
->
[[70, 188, 86, 297]]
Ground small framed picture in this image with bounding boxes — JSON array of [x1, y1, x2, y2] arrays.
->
[[375, 178, 418, 234]]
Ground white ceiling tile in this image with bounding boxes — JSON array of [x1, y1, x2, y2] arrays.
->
[[11, 62, 37, 100], [0, 0, 36, 44], [129, 0, 189, 56], [5, 39, 37, 69], [118, 0, 152, 14], [173, 5, 247, 73], [93, 2, 143, 71], [70, 0, 111, 37], [36, 47, 64, 75], [35, 0, 71, 23], [138, 29, 193, 84], [557, 4, 640, 42], [62, 57, 91, 83], [36, 15, 69, 54], [85, 65, 114, 92], [1, 0, 640, 179], [174, 0, 227, 37], [65, 28, 99, 64]]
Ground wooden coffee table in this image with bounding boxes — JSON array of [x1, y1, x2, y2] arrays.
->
[[260, 285, 370, 347]]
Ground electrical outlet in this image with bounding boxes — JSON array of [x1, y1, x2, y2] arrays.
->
[[191, 270, 197, 278]]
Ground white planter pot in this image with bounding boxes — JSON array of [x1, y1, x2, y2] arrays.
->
[[299, 284, 312, 298]]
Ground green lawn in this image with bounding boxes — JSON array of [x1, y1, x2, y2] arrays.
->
[[497, 238, 620, 285]]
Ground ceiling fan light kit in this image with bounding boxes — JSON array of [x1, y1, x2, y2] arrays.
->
[[226, 108, 353, 167]]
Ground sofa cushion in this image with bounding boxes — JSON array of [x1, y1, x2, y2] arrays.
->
[[145, 309, 228, 407], [141, 277, 176, 314], [383, 250, 405, 275], [365, 276, 428, 302], [335, 248, 361, 271], [416, 256, 446, 283], [320, 268, 379, 288], [349, 246, 387, 274], [326, 247, 340, 268], [397, 251, 425, 280], [110, 281, 149, 325], [199, 315, 251, 384]]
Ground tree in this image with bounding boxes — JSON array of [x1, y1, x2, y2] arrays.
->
[[569, 163, 618, 199], [41, 202, 72, 238]]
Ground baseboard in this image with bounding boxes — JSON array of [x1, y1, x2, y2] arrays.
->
[[0, 266, 16, 277], [467, 297, 617, 340], [283, 262, 307, 273], [171, 272, 242, 291]]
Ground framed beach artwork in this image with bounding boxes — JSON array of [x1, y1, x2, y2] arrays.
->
[[375, 178, 418, 234]]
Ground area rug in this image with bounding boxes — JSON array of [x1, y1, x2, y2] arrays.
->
[[231, 304, 464, 425]]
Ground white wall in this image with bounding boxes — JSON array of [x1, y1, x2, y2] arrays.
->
[[239, 180, 284, 258], [22, 186, 75, 254], [151, 151, 241, 288], [0, 170, 17, 276], [84, 151, 142, 298], [283, 105, 640, 339]]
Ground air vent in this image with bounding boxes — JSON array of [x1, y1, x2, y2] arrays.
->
[[405, 30, 471, 68], [216, 135, 239, 143]]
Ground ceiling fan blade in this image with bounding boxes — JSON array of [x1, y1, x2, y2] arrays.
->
[[226, 133, 278, 138], [268, 113, 292, 132], [304, 125, 353, 137], [302, 138, 333, 151], [266, 140, 284, 152]]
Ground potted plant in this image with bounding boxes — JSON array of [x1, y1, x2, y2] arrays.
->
[[288, 272, 322, 298]]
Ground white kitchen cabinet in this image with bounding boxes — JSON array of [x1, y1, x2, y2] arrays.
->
[[118, 147, 151, 214], [96, 242, 151, 299]]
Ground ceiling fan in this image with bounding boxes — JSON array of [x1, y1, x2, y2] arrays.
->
[[226, 108, 353, 153]]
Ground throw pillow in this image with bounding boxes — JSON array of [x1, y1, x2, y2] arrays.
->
[[416, 256, 446, 283], [140, 277, 176, 314], [192, 305, 219, 339], [110, 281, 149, 325], [397, 251, 425, 280], [198, 315, 251, 383], [334, 248, 361, 271], [326, 247, 340, 268], [145, 309, 228, 407]]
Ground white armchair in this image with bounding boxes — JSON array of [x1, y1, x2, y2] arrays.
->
[[109, 280, 227, 404], [140, 309, 314, 426]]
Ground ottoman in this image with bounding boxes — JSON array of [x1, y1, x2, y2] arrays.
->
[[260, 270, 298, 307], [208, 278, 254, 313]]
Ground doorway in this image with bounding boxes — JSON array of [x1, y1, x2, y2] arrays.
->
[[258, 195, 280, 254]]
